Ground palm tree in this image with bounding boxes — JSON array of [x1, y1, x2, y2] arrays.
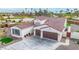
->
[[74, 8, 78, 12], [74, 8, 79, 17], [66, 8, 70, 13], [31, 8, 33, 12], [66, 8, 71, 17], [34, 10, 38, 16], [58, 10, 64, 17], [30, 8, 33, 16], [43, 9, 48, 16], [25, 8, 27, 13], [60, 10, 63, 13], [38, 8, 43, 16]]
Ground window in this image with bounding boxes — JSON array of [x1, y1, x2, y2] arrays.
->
[[12, 29, 20, 36]]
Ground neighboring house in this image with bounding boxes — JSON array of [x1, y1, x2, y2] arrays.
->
[[3, 15, 14, 19], [71, 24, 79, 39], [72, 17, 79, 20], [68, 20, 79, 25], [10, 16, 67, 42], [9, 15, 14, 18], [67, 20, 79, 39], [7, 19, 22, 22], [22, 18, 34, 22], [3, 16, 8, 19]]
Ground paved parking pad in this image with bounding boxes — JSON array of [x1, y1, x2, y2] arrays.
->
[[1, 36, 61, 50]]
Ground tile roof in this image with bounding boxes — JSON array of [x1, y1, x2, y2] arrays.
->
[[15, 23, 34, 29], [15, 16, 66, 31], [45, 18, 65, 32], [35, 16, 66, 31]]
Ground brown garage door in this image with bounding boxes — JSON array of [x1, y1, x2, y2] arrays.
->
[[43, 31, 58, 40], [36, 30, 58, 40]]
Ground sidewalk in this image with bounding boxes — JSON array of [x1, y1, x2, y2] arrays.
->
[[56, 40, 79, 50]]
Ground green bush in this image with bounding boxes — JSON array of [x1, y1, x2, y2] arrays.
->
[[0, 37, 13, 44], [76, 30, 79, 32], [67, 23, 71, 27]]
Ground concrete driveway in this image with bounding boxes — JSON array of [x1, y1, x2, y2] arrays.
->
[[0, 36, 61, 50]]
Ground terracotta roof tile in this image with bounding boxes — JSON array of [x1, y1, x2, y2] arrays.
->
[[15, 23, 34, 29], [45, 18, 65, 32]]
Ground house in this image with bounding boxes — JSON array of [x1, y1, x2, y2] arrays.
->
[[3, 14, 14, 19], [72, 17, 79, 20], [10, 16, 67, 42], [34, 16, 67, 41], [7, 19, 22, 22], [3, 16, 8, 19], [10, 23, 34, 38], [9, 14, 14, 18]]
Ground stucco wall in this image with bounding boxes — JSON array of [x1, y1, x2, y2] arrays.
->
[[21, 26, 34, 37], [11, 26, 34, 38]]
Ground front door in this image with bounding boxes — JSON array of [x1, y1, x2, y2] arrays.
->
[[36, 29, 40, 36]]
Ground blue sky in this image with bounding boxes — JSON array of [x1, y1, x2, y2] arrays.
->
[[0, 8, 78, 13]]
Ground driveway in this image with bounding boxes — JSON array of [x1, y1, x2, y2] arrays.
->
[[0, 36, 61, 50]]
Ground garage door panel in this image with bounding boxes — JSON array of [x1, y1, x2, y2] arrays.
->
[[43, 31, 58, 40], [35, 30, 58, 40]]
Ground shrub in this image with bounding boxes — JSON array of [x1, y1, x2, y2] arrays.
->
[[76, 30, 79, 32], [67, 23, 71, 27], [0, 37, 13, 44]]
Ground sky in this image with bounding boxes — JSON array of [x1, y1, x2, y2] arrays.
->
[[0, 8, 78, 13]]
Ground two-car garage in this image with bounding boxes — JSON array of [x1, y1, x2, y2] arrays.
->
[[36, 29, 58, 40]]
